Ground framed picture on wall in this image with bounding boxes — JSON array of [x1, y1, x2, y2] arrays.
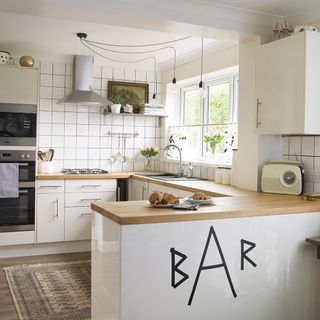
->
[[107, 81, 149, 112]]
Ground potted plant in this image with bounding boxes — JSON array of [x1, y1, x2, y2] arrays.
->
[[140, 146, 159, 171], [203, 133, 224, 155], [109, 94, 124, 113]]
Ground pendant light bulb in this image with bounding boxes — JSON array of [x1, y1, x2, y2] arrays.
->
[[151, 93, 157, 105], [199, 81, 206, 99]]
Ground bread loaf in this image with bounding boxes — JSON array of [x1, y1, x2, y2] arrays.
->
[[192, 192, 207, 200], [149, 192, 163, 204], [163, 193, 179, 204]]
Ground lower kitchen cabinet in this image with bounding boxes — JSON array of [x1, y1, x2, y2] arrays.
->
[[65, 207, 92, 241], [37, 193, 65, 243], [129, 179, 149, 200], [148, 182, 191, 199]]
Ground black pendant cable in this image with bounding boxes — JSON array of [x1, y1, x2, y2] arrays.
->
[[198, 37, 206, 99], [77, 33, 188, 99]]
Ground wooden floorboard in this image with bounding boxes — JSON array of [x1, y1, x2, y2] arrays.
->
[[0, 251, 91, 320]]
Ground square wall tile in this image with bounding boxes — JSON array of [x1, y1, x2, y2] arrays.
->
[[289, 137, 302, 156], [40, 61, 53, 74], [52, 112, 64, 123], [125, 68, 135, 81], [77, 124, 89, 136], [102, 66, 113, 79], [77, 113, 89, 124], [301, 136, 315, 156], [52, 136, 64, 148], [113, 67, 124, 80], [53, 75, 65, 87], [65, 124, 76, 136], [77, 137, 89, 148], [39, 123, 52, 136], [53, 62, 66, 75], [39, 111, 52, 123], [39, 99, 52, 111], [40, 87, 52, 99], [53, 87, 65, 99], [282, 136, 289, 155], [40, 74, 53, 86], [52, 124, 65, 136], [65, 136, 77, 148], [64, 148, 76, 160]]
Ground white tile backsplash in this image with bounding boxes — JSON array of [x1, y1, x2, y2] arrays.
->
[[38, 61, 164, 172], [283, 135, 320, 193]]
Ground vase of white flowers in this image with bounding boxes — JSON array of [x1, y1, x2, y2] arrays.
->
[[140, 146, 159, 171]]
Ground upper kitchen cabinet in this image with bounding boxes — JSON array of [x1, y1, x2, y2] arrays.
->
[[255, 31, 320, 135], [0, 65, 38, 104]]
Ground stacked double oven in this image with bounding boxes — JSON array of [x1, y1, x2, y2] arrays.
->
[[0, 103, 36, 232]]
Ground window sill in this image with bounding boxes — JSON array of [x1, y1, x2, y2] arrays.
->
[[164, 158, 232, 168]]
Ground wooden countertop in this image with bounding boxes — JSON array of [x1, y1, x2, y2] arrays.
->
[[131, 175, 250, 197], [91, 193, 320, 225], [36, 172, 132, 180]]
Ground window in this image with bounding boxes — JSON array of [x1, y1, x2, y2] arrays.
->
[[168, 70, 238, 165]]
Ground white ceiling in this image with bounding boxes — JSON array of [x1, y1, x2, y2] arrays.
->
[[199, 0, 319, 16], [0, 0, 319, 70], [0, 12, 234, 69]]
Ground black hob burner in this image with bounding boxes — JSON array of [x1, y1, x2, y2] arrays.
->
[[61, 168, 109, 175]]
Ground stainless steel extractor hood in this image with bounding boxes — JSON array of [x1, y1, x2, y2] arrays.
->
[[58, 55, 110, 106]]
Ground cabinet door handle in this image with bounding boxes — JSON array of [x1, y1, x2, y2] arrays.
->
[[256, 99, 262, 128], [142, 186, 146, 199], [55, 197, 59, 219], [80, 213, 92, 217], [80, 198, 102, 202], [40, 185, 62, 188], [80, 185, 102, 188], [117, 186, 121, 202]]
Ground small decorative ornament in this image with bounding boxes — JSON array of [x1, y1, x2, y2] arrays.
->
[[19, 56, 34, 67]]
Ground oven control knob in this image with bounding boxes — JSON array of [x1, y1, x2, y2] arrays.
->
[[20, 154, 25, 159], [25, 154, 31, 159]]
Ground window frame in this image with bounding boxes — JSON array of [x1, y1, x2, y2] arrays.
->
[[176, 69, 238, 164]]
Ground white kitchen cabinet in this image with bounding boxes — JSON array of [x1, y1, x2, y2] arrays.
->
[[129, 179, 149, 200], [255, 31, 320, 134], [0, 65, 38, 104], [65, 179, 117, 241], [65, 207, 92, 241], [148, 182, 190, 199], [65, 192, 116, 207], [37, 193, 65, 243]]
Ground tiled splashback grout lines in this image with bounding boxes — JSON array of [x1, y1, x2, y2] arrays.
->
[[38, 61, 163, 172], [282, 136, 320, 192]]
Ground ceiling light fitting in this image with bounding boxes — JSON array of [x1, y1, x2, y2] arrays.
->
[[77, 32, 183, 99]]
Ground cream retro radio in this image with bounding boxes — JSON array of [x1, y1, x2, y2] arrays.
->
[[261, 161, 304, 195]]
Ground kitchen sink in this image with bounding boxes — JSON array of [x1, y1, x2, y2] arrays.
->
[[137, 172, 202, 181]]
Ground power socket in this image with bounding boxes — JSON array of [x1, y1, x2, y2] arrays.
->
[[304, 170, 320, 183]]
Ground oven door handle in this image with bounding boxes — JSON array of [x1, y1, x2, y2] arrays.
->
[[18, 163, 29, 167], [19, 189, 29, 194]]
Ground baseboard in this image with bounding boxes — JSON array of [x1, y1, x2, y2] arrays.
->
[[0, 240, 91, 258]]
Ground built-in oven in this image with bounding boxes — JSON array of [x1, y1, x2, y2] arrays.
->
[[0, 103, 37, 146], [0, 150, 35, 232]]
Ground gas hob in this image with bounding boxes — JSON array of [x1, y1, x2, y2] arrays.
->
[[60, 168, 109, 175]]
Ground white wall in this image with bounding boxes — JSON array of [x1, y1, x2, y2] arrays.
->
[[161, 45, 239, 103]]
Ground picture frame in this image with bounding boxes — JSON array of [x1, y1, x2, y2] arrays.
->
[[107, 81, 149, 107]]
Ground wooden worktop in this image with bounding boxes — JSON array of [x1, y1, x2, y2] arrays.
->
[[36, 172, 132, 180], [131, 175, 250, 197], [91, 193, 320, 225]]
